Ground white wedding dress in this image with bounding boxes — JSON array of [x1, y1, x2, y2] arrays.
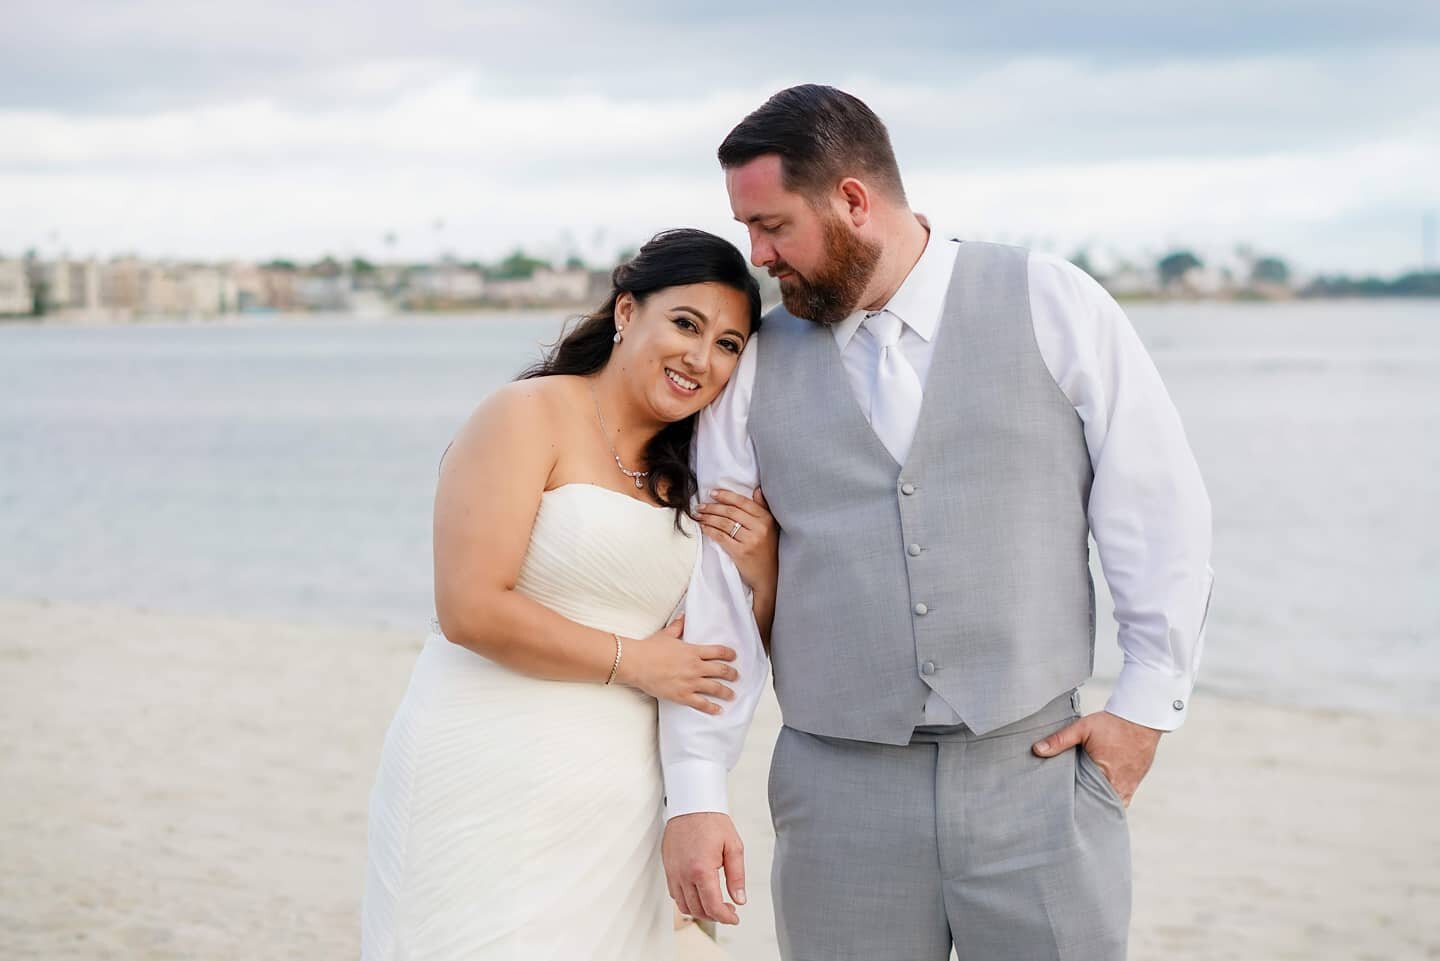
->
[[361, 483, 699, 961]]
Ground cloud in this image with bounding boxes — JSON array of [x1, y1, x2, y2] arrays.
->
[[5, 123, 1435, 274], [2, 4, 1437, 272], [4, 51, 1433, 174], [914, 136, 1440, 261], [0, 79, 764, 175], [5, 1, 1439, 112]]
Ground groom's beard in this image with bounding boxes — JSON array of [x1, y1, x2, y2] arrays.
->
[[774, 215, 882, 327]]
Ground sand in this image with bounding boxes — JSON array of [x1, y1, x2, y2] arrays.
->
[[2, 598, 1436, 960]]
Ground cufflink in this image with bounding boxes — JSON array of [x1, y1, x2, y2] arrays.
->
[[1172, 699, 1185, 711]]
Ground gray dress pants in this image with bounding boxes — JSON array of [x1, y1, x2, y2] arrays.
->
[[768, 692, 1130, 961]]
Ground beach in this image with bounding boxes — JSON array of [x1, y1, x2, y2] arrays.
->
[[3, 598, 1436, 961]]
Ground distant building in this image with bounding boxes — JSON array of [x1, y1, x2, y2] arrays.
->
[[486, 266, 590, 306], [348, 289, 392, 317], [98, 259, 230, 317], [99, 259, 145, 311], [28, 259, 69, 310], [0, 260, 32, 315], [1102, 265, 1159, 298], [529, 266, 590, 303], [175, 265, 235, 316], [227, 262, 268, 311], [56, 261, 105, 319], [586, 269, 614, 304], [409, 264, 487, 306], [295, 271, 351, 310], [140, 268, 182, 315], [16, 258, 104, 316], [66, 260, 103, 311], [1177, 265, 1232, 297], [255, 266, 302, 311]]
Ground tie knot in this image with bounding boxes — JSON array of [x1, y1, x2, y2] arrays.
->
[[864, 309, 903, 347]]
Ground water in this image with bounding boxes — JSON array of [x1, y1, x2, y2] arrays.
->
[[2, 302, 1437, 715]]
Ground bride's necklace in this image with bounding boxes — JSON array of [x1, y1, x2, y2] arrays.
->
[[589, 379, 650, 489]]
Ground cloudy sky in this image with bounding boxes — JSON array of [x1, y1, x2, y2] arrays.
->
[[3, 1, 1438, 274]]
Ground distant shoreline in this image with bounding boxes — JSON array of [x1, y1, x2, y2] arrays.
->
[[4, 294, 1439, 329], [0, 305, 582, 328]]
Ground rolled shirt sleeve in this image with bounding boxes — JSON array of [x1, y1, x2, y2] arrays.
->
[[658, 337, 772, 818]]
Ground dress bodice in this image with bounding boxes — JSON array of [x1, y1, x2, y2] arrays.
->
[[512, 483, 698, 640]]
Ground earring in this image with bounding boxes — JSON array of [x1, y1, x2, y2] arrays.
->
[[613, 328, 623, 344]]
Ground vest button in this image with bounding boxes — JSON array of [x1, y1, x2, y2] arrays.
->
[[920, 660, 936, 676], [900, 482, 916, 495], [913, 602, 929, 616], [907, 543, 922, 557]]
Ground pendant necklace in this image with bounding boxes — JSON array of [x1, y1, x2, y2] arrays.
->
[[589, 379, 650, 489]]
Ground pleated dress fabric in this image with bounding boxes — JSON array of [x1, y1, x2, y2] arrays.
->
[[361, 484, 700, 961]]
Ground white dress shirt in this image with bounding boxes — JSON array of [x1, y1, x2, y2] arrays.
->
[[658, 229, 1215, 818]]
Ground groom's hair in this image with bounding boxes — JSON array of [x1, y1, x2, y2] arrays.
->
[[718, 85, 906, 204]]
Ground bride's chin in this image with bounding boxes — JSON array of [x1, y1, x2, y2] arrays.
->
[[651, 390, 702, 421], [650, 399, 692, 424]]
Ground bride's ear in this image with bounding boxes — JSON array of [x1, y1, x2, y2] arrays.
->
[[615, 291, 636, 333]]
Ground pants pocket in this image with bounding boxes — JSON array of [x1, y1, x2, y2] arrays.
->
[[1075, 745, 1126, 813], [767, 725, 791, 826]]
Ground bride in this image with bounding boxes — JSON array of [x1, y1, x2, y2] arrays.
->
[[361, 228, 776, 960]]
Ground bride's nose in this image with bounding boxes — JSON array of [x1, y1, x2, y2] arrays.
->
[[681, 342, 709, 375]]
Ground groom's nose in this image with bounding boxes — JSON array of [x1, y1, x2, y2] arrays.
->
[[747, 232, 775, 269]]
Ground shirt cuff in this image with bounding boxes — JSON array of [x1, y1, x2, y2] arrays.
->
[[1104, 661, 1194, 732], [662, 759, 730, 820]]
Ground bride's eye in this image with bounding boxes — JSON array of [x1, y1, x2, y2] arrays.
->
[[672, 316, 698, 332], [720, 339, 741, 354]]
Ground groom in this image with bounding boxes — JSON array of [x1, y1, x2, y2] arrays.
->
[[659, 85, 1213, 960]]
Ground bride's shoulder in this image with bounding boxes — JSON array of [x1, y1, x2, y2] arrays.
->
[[474, 376, 578, 425], [447, 377, 571, 462]]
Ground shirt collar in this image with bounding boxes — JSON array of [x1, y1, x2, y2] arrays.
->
[[832, 225, 958, 351]]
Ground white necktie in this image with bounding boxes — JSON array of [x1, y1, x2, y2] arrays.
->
[[864, 310, 923, 464]]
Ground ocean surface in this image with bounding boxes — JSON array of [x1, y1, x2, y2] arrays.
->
[[2, 301, 1437, 715]]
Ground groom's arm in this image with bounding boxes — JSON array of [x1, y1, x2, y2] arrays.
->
[[660, 336, 767, 923], [659, 336, 771, 818], [1027, 253, 1214, 802]]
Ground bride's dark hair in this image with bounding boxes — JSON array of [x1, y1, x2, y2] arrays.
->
[[518, 228, 762, 528]]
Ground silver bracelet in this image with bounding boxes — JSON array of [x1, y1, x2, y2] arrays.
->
[[605, 633, 623, 685]]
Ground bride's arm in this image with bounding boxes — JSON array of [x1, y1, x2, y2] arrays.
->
[[433, 382, 736, 714]]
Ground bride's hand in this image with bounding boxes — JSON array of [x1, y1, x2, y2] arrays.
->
[[697, 487, 778, 596], [617, 616, 739, 715]]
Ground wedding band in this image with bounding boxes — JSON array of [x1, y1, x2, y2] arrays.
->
[[728, 521, 742, 539]]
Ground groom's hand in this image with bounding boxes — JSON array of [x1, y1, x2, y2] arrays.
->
[[1032, 710, 1162, 806], [662, 812, 746, 925]]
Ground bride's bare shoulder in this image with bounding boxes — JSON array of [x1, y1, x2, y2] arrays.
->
[[446, 375, 582, 467]]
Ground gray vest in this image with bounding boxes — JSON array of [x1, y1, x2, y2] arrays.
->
[[749, 241, 1096, 742]]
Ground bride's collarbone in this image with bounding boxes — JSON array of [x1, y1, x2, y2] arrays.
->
[[542, 480, 673, 512], [540, 381, 673, 509], [544, 443, 670, 508]]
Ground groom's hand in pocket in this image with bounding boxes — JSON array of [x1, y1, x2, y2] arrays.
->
[[1032, 710, 1162, 806], [662, 812, 746, 925]]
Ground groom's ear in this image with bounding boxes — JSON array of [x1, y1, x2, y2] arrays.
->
[[837, 177, 872, 228]]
